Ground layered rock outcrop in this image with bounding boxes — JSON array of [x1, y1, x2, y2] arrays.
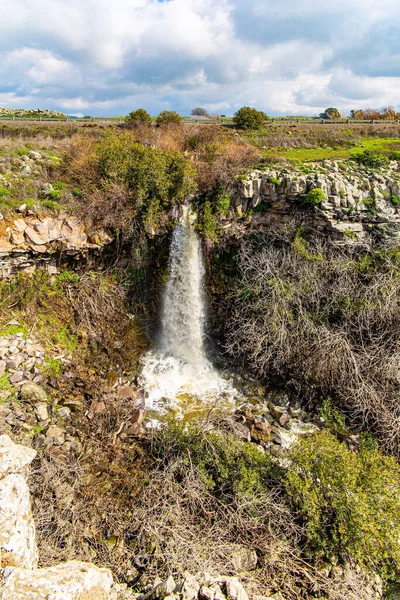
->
[[232, 160, 400, 243], [0, 213, 111, 278]]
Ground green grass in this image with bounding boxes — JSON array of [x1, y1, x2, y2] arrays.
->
[[0, 373, 17, 404], [280, 137, 400, 162], [0, 323, 29, 337]]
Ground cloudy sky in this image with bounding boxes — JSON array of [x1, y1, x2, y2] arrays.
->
[[0, 0, 399, 116]]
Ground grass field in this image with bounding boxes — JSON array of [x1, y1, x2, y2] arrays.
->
[[279, 137, 400, 162]]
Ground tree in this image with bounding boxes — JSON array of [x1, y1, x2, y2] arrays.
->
[[233, 106, 267, 130], [156, 110, 183, 126], [191, 107, 209, 117], [319, 107, 342, 120], [126, 108, 152, 126]]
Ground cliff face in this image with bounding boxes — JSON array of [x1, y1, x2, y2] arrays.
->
[[0, 212, 112, 277], [231, 159, 400, 244]]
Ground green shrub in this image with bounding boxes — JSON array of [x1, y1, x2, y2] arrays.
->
[[391, 195, 399, 206], [0, 187, 10, 198], [151, 422, 273, 497], [98, 131, 196, 213], [353, 150, 388, 168], [196, 200, 219, 240], [12, 148, 29, 157], [156, 110, 183, 126], [319, 398, 348, 435], [215, 188, 231, 216], [72, 188, 82, 197], [233, 106, 268, 130], [307, 188, 326, 206], [41, 200, 62, 210], [286, 431, 400, 579], [126, 108, 152, 126], [48, 189, 62, 201]]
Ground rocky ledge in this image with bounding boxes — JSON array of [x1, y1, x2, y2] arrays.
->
[[0, 211, 111, 277], [232, 159, 400, 243]]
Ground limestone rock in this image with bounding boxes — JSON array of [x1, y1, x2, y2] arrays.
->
[[20, 383, 48, 404], [222, 578, 248, 600], [0, 435, 37, 476], [181, 572, 200, 600], [230, 546, 258, 572], [0, 473, 38, 569], [0, 560, 113, 600]]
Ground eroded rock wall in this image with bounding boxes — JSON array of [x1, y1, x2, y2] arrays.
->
[[232, 160, 400, 244], [0, 212, 111, 278]]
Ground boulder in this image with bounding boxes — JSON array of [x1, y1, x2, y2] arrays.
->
[[180, 572, 200, 600], [0, 473, 38, 569], [0, 560, 113, 600], [20, 383, 48, 404], [222, 578, 248, 600], [230, 546, 258, 572], [0, 435, 37, 476], [0, 436, 38, 570]]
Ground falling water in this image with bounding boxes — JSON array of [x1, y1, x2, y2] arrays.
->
[[141, 204, 233, 412]]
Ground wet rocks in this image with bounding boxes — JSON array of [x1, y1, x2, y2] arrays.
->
[[234, 399, 318, 454]]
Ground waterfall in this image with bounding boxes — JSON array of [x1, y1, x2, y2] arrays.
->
[[141, 204, 233, 412], [159, 205, 206, 368]]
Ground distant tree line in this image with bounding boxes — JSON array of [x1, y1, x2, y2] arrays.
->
[[320, 106, 400, 120]]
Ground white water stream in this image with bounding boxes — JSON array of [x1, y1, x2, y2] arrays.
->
[[140, 205, 234, 413]]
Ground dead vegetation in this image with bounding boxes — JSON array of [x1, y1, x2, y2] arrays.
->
[[29, 416, 381, 600], [221, 228, 400, 455]]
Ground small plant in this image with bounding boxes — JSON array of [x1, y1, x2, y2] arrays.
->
[[196, 201, 218, 241], [58, 270, 79, 284], [307, 188, 326, 206], [253, 201, 269, 213], [319, 398, 348, 435], [343, 229, 357, 239], [0, 187, 10, 198], [269, 177, 281, 186], [391, 195, 399, 206], [41, 200, 62, 210], [43, 356, 62, 377], [48, 189, 62, 201], [12, 148, 29, 157], [72, 188, 82, 197], [339, 189, 346, 196], [0, 373, 16, 403]]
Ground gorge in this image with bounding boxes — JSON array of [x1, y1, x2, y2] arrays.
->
[[1, 122, 400, 600]]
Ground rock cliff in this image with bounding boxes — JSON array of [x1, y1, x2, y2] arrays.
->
[[232, 159, 400, 244], [0, 212, 112, 277]]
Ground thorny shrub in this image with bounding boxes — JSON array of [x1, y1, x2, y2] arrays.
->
[[223, 228, 400, 456]]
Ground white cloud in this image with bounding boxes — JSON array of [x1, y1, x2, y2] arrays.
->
[[0, 0, 398, 115]]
